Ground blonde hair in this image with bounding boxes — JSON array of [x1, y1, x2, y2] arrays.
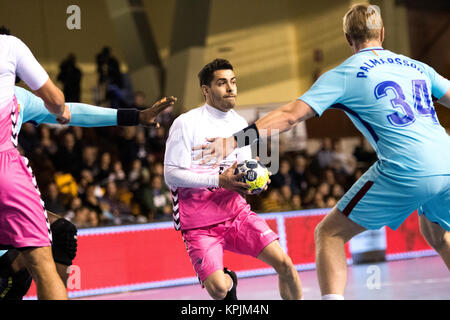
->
[[343, 3, 383, 44]]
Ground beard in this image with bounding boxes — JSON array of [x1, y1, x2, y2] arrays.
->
[[210, 92, 236, 111]]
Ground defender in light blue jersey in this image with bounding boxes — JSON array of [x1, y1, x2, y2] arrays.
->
[[0, 87, 176, 300], [194, 3, 450, 299]]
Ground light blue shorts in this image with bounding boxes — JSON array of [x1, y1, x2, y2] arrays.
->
[[337, 163, 450, 231]]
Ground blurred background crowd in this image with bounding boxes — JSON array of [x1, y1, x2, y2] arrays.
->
[[18, 51, 378, 230]]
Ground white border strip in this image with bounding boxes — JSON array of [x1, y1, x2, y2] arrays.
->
[[386, 249, 438, 261], [276, 216, 288, 254]]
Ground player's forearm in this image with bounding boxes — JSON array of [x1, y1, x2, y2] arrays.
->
[[34, 79, 66, 116], [255, 99, 316, 138], [41, 103, 120, 127], [164, 165, 219, 188], [67, 103, 118, 127]]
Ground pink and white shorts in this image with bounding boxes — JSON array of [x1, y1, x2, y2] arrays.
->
[[181, 210, 279, 283], [0, 97, 51, 249], [0, 149, 51, 249]]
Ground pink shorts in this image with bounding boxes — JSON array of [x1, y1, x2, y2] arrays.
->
[[0, 149, 51, 249], [181, 210, 279, 283]]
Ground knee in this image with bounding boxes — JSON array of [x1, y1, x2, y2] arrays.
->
[[314, 220, 327, 243], [204, 279, 229, 300]]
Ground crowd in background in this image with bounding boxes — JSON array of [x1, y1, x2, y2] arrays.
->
[[19, 50, 378, 229]]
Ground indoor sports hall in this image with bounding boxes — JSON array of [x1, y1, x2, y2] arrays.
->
[[0, 0, 448, 303]]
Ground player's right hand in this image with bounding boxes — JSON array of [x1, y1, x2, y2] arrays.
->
[[139, 96, 177, 127], [56, 104, 71, 125], [218, 162, 250, 197]]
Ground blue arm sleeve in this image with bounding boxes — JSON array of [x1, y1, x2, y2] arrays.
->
[[297, 67, 346, 117], [16, 86, 118, 127], [39, 103, 118, 127]]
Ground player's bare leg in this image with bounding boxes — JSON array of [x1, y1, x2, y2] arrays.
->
[[203, 269, 234, 300], [20, 246, 68, 300], [257, 240, 302, 300], [9, 252, 69, 290], [314, 207, 366, 298], [419, 215, 450, 270]]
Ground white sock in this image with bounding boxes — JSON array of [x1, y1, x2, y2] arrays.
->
[[322, 294, 344, 300]]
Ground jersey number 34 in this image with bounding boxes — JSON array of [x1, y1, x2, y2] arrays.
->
[[374, 80, 439, 127]]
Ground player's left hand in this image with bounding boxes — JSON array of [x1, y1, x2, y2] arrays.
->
[[192, 136, 236, 167], [139, 96, 177, 127]]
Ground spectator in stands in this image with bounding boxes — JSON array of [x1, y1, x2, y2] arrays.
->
[[291, 194, 302, 211], [331, 139, 357, 177], [87, 208, 100, 228], [322, 168, 336, 186], [132, 91, 147, 110], [317, 182, 331, 199], [57, 53, 82, 102], [313, 192, 326, 209], [18, 123, 40, 156], [331, 184, 345, 199], [39, 125, 57, 157], [128, 159, 144, 192], [316, 137, 336, 169], [73, 206, 90, 228], [118, 127, 139, 170], [302, 186, 317, 209], [96, 46, 126, 108], [280, 185, 293, 207], [290, 154, 308, 195], [82, 183, 103, 215], [96, 152, 113, 184], [147, 126, 167, 161], [43, 182, 66, 215], [100, 180, 133, 223], [151, 161, 164, 179], [260, 189, 288, 213], [54, 131, 82, 175], [77, 169, 95, 199], [109, 160, 127, 187], [80, 146, 99, 179], [325, 196, 337, 208], [133, 171, 153, 221], [149, 175, 172, 221], [65, 196, 83, 222], [270, 159, 293, 190], [135, 128, 150, 163]]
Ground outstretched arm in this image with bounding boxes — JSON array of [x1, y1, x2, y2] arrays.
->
[[193, 99, 316, 166], [18, 86, 176, 128]]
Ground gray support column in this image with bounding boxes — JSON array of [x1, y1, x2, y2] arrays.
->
[[105, 0, 163, 104], [166, 0, 211, 113]]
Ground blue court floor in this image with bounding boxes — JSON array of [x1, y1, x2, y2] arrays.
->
[[76, 256, 449, 300]]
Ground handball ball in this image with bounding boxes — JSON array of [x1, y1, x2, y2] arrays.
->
[[234, 159, 270, 194]]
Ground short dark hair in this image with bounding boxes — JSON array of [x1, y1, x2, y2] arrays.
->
[[0, 26, 10, 35], [198, 58, 233, 87]]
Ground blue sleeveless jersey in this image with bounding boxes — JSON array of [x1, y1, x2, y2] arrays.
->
[[299, 47, 450, 177]]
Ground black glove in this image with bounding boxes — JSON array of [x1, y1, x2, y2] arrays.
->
[[51, 218, 78, 266]]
